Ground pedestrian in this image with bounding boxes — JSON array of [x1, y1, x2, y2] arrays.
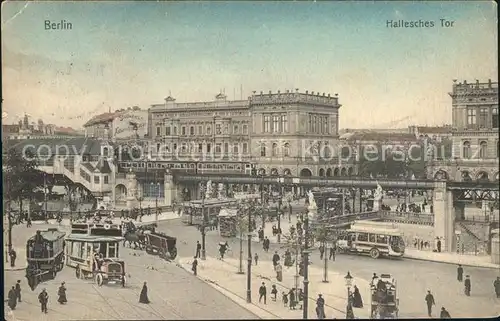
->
[[437, 238, 442, 253], [282, 291, 289, 307], [440, 307, 451, 318], [38, 288, 49, 313], [316, 294, 325, 319], [494, 277, 500, 298], [26, 217, 32, 228], [57, 282, 67, 304], [263, 237, 270, 252], [352, 285, 363, 308], [319, 243, 325, 260], [9, 249, 17, 267], [15, 280, 22, 302], [139, 281, 150, 304], [275, 262, 283, 282], [272, 251, 280, 267], [8, 286, 17, 310], [195, 241, 201, 258], [254, 253, 259, 265], [464, 275, 471, 296], [259, 282, 267, 304], [271, 284, 278, 301], [192, 257, 198, 276], [121, 270, 126, 288], [289, 288, 296, 310], [425, 290, 435, 317], [329, 245, 336, 260], [457, 264, 463, 282]]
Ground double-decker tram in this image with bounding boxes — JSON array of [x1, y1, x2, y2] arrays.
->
[[65, 222, 126, 287], [25, 228, 67, 290]]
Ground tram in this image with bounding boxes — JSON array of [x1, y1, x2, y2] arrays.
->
[[65, 222, 126, 286], [180, 199, 239, 225]]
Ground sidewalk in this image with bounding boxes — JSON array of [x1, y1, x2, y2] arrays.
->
[[404, 248, 499, 269], [177, 256, 371, 319], [4, 247, 27, 271]]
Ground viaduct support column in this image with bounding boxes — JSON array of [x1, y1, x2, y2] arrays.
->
[[126, 172, 138, 210], [164, 171, 176, 206], [433, 182, 455, 252]]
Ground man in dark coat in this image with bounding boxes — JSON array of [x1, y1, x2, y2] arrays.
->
[[440, 307, 451, 318], [258, 282, 267, 304], [437, 238, 442, 253], [494, 277, 500, 298], [8, 286, 17, 310], [38, 288, 49, 313], [192, 257, 198, 276], [58, 282, 67, 304], [457, 264, 463, 282], [289, 288, 296, 310], [139, 282, 150, 304], [425, 290, 435, 317], [464, 275, 471, 296], [15, 280, 22, 302], [315, 294, 325, 319], [318, 244, 325, 260], [329, 245, 336, 260], [195, 241, 201, 258], [9, 249, 17, 267], [272, 251, 280, 267]]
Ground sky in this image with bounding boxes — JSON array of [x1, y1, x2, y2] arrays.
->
[[1, 1, 497, 130]]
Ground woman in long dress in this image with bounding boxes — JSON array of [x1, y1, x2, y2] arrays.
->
[[58, 282, 67, 304], [352, 285, 363, 308], [139, 282, 150, 304]]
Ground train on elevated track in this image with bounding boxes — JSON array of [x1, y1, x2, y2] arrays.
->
[[118, 160, 256, 175]]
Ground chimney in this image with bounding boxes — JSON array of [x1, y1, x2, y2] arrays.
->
[[488, 79, 492, 88], [311, 91, 314, 95], [295, 88, 299, 93], [317, 92, 320, 96], [278, 90, 281, 94], [306, 90, 308, 94], [286, 90, 290, 93], [322, 93, 325, 96], [328, 94, 331, 97], [269, 90, 272, 95], [260, 91, 263, 95], [464, 80, 467, 84]]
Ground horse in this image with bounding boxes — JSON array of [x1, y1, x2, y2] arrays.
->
[[123, 229, 145, 249]]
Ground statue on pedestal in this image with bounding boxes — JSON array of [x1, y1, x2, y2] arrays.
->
[[205, 180, 212, 199], [217, 183, 225, 199], [373, 183, 383, 211], [307, 190, 317, 210]]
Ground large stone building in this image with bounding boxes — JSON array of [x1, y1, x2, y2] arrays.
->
[[84, 107, 148, 141], [147, 90, 351, 178], [428, 79, 499, 182]]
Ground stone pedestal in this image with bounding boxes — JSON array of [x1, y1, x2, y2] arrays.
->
[[126, 172, 138, 210], [433, 181, 455, 252], [491, 229, 499, 264], [308, 205, 318, 222], [373, 198, 382, 212], [164, 171, 176, 206]]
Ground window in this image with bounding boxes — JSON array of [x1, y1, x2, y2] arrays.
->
[[207, 143, 211, 153], [156, 143, 161, 152], [479, 108, 488, 127], [323, 117, 328, 134], [215, 143, 222, 153], [260, 143, 267, 157], [216, 124, 221, 135], [224, 125, 228, 134], [309, 115, 313, 133], [166, 144, 171, 153], [283, 143, 290, 157], [357, 232, 368, 242], [207, 126, 212, 135], [198, 125, 203, 135], [104, 175, 109, 184], [224, 143, 229, 154], [243, 124, 248, 134], [108, 243, 116, 258], [233, 144, 239, 155], [243, 143, 248, 153], [166, 126, 171, 136], [323, 141, 330, 157], [264, 115, 271, 133], [94, 175, 100, 184], [156, 127, 161, 136], [281, 114, 288, 132], [376, 235, 387, 244], [272, 143, 278, 156], [190, 126, 195, 136], [369, 234, 376, 243], [173, 143, 178, 151], [493, 107, 499, 128], [198, 143, 203, 153], [181, 126, 186, 136], [272, 115, 280, 132], [467, 108, 477, 126], [463, 141, 471, 159], [181, 143, 187, 152], [173, 126, 178, 135], [234, 125, 239, 134], [479, 141, 487, 158], [313, 115, 317, 133]]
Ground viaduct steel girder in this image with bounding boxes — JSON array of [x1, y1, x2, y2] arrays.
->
[[454, 189, 499, 202]]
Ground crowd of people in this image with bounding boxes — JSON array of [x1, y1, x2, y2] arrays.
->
[[7, 279, 67, 315]]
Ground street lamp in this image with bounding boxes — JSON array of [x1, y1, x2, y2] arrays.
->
[[302, 216, 311, 320], [246, 203, 253, 303], [277, 177, 282, 243], [150, 181, 160, 224], [345, 271, 355, 319], [201, 182, 207, 260]]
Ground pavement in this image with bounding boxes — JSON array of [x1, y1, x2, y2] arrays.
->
[[404, 248, 499, 269], [4, 222, 259, 320], [178, 256, 371, 319]]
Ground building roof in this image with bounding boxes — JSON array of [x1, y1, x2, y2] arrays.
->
[[344, 131, 417, 142], [84, 112, 123, 127], [29, 229, 66, 242], [54, 126, 83, 136], [96, 159, 112, 174], [4, 137, 112, 156], [416, 126, 452, 134]]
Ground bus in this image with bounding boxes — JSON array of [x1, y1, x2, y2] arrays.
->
[[336, 221, 405, 259], [180, 199, 239, 226]]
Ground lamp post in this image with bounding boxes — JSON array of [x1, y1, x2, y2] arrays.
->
[[201, 182, 207, 260], [302, 216, 310, 320], [237, 204, 244, 274], [43, 173, 48, 223], [246, 204, 253, 303], [345, 271, 355, 319], [151, 180, 160, 224], [277, 177, 282, 243]]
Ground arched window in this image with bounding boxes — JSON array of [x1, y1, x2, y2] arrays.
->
[[479, 141, 488, 159], [272, 143, 278, 156], [206, 126, 212, 135], [462, 141, 471, 159], [233, 125, 239, 134], [284, 143, 290, 157], [260, 143, 267, 157], [233, 144, 239, 155], [242, 124, 248, 134], [173, 126, 178, 135], [190, 126, 195, 136]]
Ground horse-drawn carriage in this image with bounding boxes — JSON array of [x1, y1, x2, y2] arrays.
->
[[370, 274, 399, 319], [122, 221, 178, 260]]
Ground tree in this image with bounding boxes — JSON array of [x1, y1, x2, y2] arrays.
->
[[3, 148, 42, 250]]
